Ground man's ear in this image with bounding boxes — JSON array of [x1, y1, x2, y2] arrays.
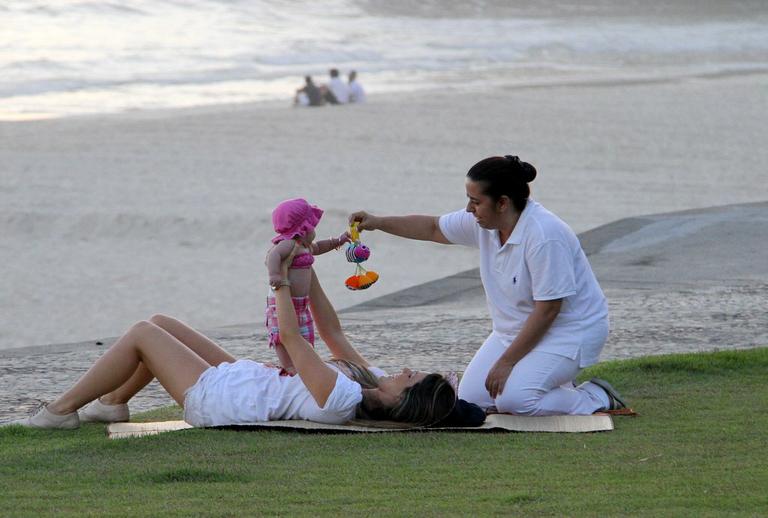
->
[[496, 195, 511, 213]]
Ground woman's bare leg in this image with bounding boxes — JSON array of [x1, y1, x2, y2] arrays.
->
[[47, 320, 210, 415], [149, 314, 237, 365], [99, 314, 237, 405]]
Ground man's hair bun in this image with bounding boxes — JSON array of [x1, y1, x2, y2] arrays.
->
[[467, 155, 537, 212], [504, 155, 536, 183]]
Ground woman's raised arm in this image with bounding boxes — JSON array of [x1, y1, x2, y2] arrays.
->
[[274, 248, 338, 407], [308, 269, 370, 367]]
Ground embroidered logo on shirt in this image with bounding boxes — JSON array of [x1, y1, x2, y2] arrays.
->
[[512, 276, 517, 285]]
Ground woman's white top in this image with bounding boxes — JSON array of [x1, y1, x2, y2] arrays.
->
[[439, 199, 608, 366], [183, 360, 382, 427]]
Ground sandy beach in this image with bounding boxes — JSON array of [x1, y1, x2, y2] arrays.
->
[[2, 71, 767, 349]]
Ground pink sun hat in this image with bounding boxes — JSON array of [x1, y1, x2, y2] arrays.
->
[[271, 198, 324, 244]]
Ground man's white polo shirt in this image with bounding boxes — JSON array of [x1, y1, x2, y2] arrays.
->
[[328, 77, 350, 104], [439, 200, 608, 366]]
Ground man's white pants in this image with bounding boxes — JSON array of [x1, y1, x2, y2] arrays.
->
[[458, 334, 609, 415]]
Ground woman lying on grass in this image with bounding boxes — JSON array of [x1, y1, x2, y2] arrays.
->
[[7, 244, 457, 430]]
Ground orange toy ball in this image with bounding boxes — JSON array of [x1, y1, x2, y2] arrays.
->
[[345, 275, 361, 290]]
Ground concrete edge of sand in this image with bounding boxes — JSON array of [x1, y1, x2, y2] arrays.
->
[[2, 201, 765, 359]]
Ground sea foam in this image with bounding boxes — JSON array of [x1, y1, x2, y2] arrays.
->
[[1, 0, 766, 119]]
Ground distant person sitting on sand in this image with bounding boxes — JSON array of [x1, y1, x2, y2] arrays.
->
[[294, 76, 324, 107], [323, 68, 350, 105], [348, 70, 366, 103], [265, 198, 350, 373]]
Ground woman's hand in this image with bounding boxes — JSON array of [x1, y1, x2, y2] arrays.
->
[[485, 357, 515, 399], [484, 300, 563, 399], [348, 211, 379, 232], [268, 273, 284, 289]]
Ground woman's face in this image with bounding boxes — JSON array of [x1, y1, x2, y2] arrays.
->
[[465, 179, 500, 229], [377, 368, 428, 399]]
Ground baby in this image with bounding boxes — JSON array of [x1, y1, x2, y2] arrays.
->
[[265, 198, 349, 373]]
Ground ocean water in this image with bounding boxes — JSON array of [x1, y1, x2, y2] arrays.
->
[[1, 0, 767, 119]]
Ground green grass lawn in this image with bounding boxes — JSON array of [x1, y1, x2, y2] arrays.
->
[[2, 348, 767, 517]]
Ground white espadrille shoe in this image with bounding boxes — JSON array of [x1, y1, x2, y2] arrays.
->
[[79, 398, 130, 423], [5, 404, 80, 430]]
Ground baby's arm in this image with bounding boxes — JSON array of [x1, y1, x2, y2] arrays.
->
[[266, 240, 298, 288], [311, 232, 350, 256]]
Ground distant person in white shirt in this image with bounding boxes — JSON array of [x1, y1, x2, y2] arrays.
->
[[348, 70, 366, 103], [324, 68, 350, 105]]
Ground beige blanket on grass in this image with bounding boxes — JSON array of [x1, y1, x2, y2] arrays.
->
[[107, 413, 613, 439]]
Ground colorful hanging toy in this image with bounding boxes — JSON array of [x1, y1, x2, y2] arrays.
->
[[344, 222, 379, 290]]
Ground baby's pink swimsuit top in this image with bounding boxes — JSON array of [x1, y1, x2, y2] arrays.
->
[[291, 252, 314, 269]]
